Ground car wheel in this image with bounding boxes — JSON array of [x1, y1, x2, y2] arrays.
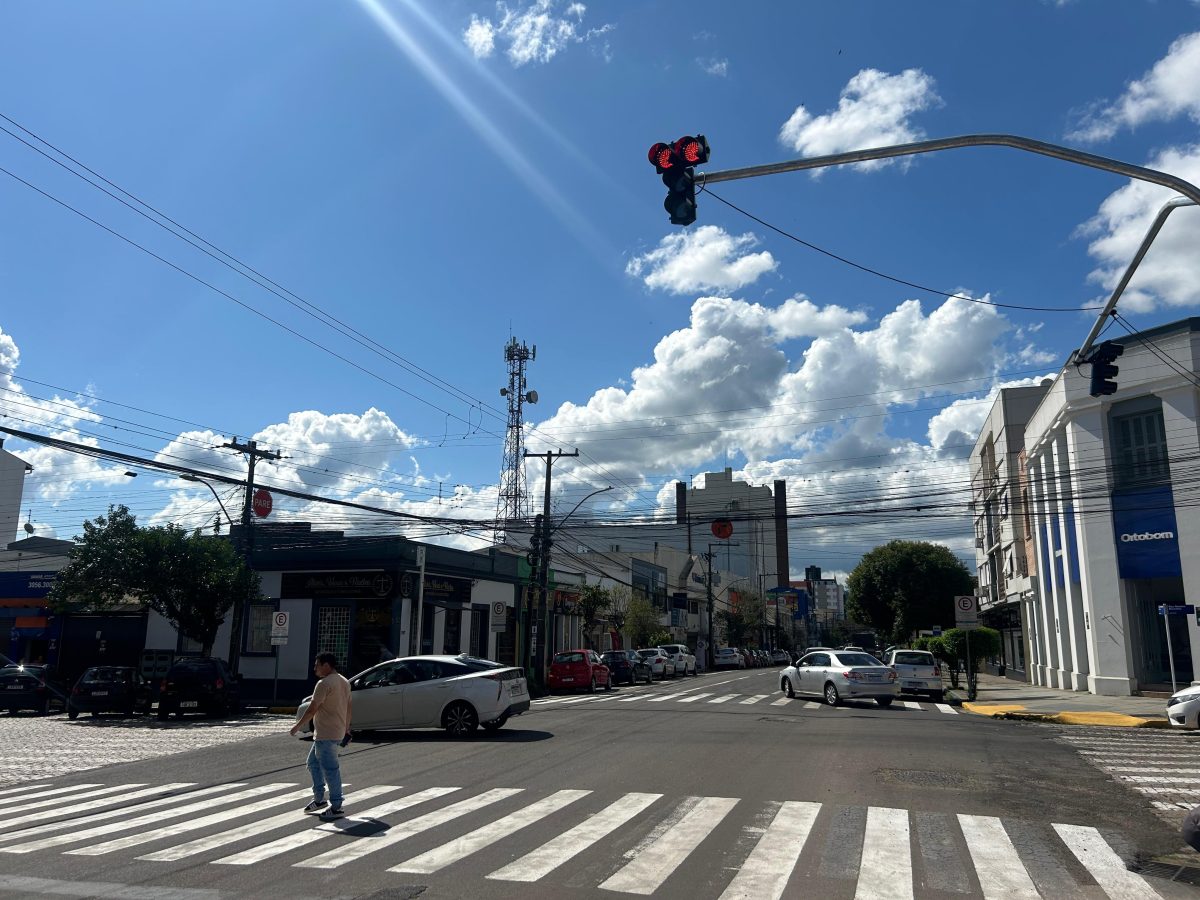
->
[[929, 690, 944, 702], [604, 676, 613, 692], [824, 682, 841, 706], [91, 710, 100, 718], [443, 701, 478, 737], [482, 714, 509, 732], [782, 676, 795, 699], [876, 697, 894, 708], [157, 708, 169, 721], [67, 707, 79, 720], [589, 676, 598, 694]]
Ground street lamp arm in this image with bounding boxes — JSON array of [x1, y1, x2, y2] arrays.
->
[[550, 486, 612, 535], [699, 133, 1200, 207], [179, 474, 235, 526]]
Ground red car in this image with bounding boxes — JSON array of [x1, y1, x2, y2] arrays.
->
[[547, 649, 611, 694]]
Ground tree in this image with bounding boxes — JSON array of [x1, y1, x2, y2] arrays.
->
[[939, 628, 1001, 674], [607, 584, 630, 645], [625, 594, 662, 648], [49, 505, 259, 656], [846, 540, 974, 644], [573, 583, 610, 649]]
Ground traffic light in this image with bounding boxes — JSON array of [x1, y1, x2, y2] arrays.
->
[[1088, 340, 1124, 397], [647, 134, 710, 226]]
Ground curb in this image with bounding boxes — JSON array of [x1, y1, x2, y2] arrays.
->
[[988, 710, 1171, 728]]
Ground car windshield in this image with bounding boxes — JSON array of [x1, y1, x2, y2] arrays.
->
[[835, 653, 883, 667], [553, 652, 585, 664], [638, 650, 660, 659], [601, 653, 624, 662], [892, 652, 934, 665], [82, 668, 132, 683]]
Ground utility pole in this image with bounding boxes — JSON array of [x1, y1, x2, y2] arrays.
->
[[524, 448, 578, 690], [222, 438, 282, 674]]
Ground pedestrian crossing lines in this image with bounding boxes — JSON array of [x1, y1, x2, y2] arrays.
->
[[535, 688, 962, 715], [0, 779, 1175, 898]]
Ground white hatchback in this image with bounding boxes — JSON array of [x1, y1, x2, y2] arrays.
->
[[296, 654, 529, 738], [658, 644, 697, 677], [637, 648, 677, 679]]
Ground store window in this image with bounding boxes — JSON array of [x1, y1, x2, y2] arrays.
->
[[1112, 407, 1169, 489], [244, 603, 277, 655]]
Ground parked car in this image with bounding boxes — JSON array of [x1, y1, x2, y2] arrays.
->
[[548, 649, 611, 694], [780, 650, 899, 707], [0, 664, 68, 715], [771, 649, 790, 665], [757, 650, 771, 666], [68, 666, 152, 719], [298, 654, 529, 737], [157, 657, 242, 719], [602, 650, 652, 685], [713, 647, 745, 670], [738, 648, 756, 668], [1167, 684, 1200, 729], [839, 645, 865, 652], [658, 644, 697, 677], [803, 646, 834, 656], [883, 649, 943, 701], [637, 648, 677, 679]]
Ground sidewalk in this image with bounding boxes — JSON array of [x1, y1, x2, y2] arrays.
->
[[954, 672, 1175, 727]]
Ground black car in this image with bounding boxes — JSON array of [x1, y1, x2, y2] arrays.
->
[[601, 650, 652, 685], [68, 666, 152, 719], [158, 657, 241, 719], [0, 664, 69, 715]]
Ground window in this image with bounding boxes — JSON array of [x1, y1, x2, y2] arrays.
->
[[408, 660, 444, 682], [1112, 408, 1170, 488], [244, 604, 276, 655], [177, 633, 203, 655], [317, 606, 350, 667]]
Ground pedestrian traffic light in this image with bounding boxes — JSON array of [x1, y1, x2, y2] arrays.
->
[[1088, 341, 1124, 397], [647, 134, 710, 226]]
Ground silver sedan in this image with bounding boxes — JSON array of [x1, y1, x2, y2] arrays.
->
[[780, 650, 899, 707]]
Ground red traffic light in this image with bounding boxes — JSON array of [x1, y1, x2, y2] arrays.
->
[[648, 142, 675, 173], [674, 135, 709, 166]]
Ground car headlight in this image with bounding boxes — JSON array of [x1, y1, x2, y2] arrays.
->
[[1168, 692, 1200, 707]]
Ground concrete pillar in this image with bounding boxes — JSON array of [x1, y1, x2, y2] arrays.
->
[[1069, 408, 1136, 696], [1158, 385, 1200, 685], [1052, 433, 1089, 690], [1028, 456, 1058, 687], [459, 609, 472, 655], [398, 597, 412, 656], [432, 607, 445, 655]]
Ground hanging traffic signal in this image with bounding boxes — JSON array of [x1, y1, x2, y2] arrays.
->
[[1088, 341, 1124, 397], [647, 134, 709, 226]]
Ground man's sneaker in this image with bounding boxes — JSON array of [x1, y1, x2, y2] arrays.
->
[[303, 799, 327, 814], [319, 806, 345, 821]]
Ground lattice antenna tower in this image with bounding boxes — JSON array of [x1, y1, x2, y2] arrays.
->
[[495, 338, 537, 543]]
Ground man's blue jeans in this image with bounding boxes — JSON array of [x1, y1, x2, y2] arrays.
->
[[306, 739, 343, 807]]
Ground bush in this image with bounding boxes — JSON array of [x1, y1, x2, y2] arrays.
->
[[939, 628, 1001, 673]]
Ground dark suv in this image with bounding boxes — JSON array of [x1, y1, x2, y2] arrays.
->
[[0, 664, 69, 715], [601, 649, 652, 685], [68, 666, 152, 719], [158, 657, 241, 719]]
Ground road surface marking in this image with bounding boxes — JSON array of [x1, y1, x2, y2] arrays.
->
[[957, 814, 1039, 899], [1053, 823, 1163, 899], [391, 790, 591, 874], [489, 792, 661, 883], [0, 784, 185, 832], [739, 695, 769, 705], [648, 692, 692, 703], [770, 698, 791, 706], [0, 783, 52, 799], [708, 695, 738, 704], [677, 694, 713, 703], [293, 788, 523, 869], [717, 801, 819, 900], [8, 784, 104, 804], [856, 807, 912, 900], [935, 704, 958, 714], [903, 701, 922, 710], [139, 785, 402, 861], [598, 796, 739, 894], [804, 702, 822, 709], [213, 786, 459, 865]]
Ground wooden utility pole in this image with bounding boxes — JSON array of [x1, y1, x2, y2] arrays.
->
[[523, 449, 577, 690], [223, 438, 281, 674]]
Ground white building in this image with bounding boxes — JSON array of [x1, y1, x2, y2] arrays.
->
[[1023, 318, 1200, 696]]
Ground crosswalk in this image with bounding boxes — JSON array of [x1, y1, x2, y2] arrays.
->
[[0, 779, 1180, 898], [1056, 726, 1200, 822], [531, 685, 960, 715]]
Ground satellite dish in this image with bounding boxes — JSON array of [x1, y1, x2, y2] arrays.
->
[[526, 390, 539, 404], [23, 522, 34, 535]]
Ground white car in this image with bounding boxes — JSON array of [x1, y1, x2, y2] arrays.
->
[[637, 648, 677, 680], [883, 649, 943, 701], [780, 650, 899, 707], [713, 647, 745, 670], [1167, 684, 1200, 729], [295, 654, 528, 738], [658, 644, 697, 677]]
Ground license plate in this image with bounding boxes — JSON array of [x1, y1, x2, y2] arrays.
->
[[560, 677, 574, 682], [867, 675, 882, 682], [92, 691, 108, 697], [903, 680, 922, 688], [6, 685, 22, 691], [509, 683, 526, 695], [180, 701, 199, 708]]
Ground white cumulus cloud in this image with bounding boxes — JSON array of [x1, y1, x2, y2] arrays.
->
[[779, 68, 941, 173], [462, 0, 610, 67], [626, 226, 778, 294], [1068, 31, 1200, 143]]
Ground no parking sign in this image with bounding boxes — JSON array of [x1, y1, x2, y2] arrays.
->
[[271, 611, 290, 645]]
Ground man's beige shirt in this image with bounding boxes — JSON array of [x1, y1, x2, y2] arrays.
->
[[311, 672, 351, 740]]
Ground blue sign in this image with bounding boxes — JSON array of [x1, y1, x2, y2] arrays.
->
[[1112, 485, 1182, 580], [932, 626, 943, 636], [0, 571, 58, 599], [1158, 604, 1195, 616]]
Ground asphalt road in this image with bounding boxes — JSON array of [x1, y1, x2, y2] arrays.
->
[[0, 667, 1194, 899]]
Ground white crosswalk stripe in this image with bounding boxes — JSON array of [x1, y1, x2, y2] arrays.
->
[[0, 782, 52, 799], [739, 694, 769, 705], [0, 779, 1166, 898], [678, 693, 712, 703], [770, 697, 791, 706], [936, 703, 958, 714], [1, 784, 193, 833], [708, 694, 738, 704]]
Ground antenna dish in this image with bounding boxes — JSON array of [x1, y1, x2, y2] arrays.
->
[[23, 521, 34, 535], [526, 390, 539, 404]]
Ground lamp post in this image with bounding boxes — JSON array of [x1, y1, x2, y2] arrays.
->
[[178, 474, 235, 532], [544, 486, 612, 664]]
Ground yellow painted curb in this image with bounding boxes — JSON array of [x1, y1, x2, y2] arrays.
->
[[1050, 711, 1160, 727], [962, 703, 1028, 717]]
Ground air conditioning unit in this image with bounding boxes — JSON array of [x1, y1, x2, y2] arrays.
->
[[974, 538, 984, 549]]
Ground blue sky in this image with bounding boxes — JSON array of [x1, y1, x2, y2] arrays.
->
[[2, 1, 1199, 576]]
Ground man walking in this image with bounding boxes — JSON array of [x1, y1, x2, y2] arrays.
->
[[290, 652, 352, 821]]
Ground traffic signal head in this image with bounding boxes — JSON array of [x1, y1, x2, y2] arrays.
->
[[648, 142, 676, 174], [1088, 340, 1124, 397], [674, 135, 709, 166], [646, 133, 709, 226]]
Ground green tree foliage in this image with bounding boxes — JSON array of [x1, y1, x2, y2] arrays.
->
[[48, 505, 259, 656], [846, 540, 974, 643], [573, 583, 610, 649], [625, 594, 662, 648], [938, 628, 1001, 673]]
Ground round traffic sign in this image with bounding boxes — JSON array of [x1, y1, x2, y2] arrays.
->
[[711, 518, 733, 540], [492, 601, 505, 617], [252, 488, 273, 518], [956, 595, 976, 612], [273, 612, 288, 628]]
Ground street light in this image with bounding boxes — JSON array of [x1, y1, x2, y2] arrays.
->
[[545, 486, 612, 657], [179, 474, 235, 532]]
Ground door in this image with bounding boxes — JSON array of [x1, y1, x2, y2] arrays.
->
[[349, 662, 408, 729], [402, 659, 452, 726]]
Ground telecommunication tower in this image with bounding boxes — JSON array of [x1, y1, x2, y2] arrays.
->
[[495, 338, 537, 543]]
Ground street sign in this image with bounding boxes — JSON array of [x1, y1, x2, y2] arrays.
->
[[270, 635, 288, 646], [1158, 604, 1195, 616], [270, 611, 290, 638], [932, 626, 942, 637], [954, 595, 979, 631], [253, 489, 273, 518], [490, 600, 507, 633], [711, 519, 733, 540]]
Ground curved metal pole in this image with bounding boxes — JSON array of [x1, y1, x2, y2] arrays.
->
[[179, 473, 235, 527], [699, 133, 1200, 207], [1074, 196, 1197, 362], [551, 485, 612, 534]]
